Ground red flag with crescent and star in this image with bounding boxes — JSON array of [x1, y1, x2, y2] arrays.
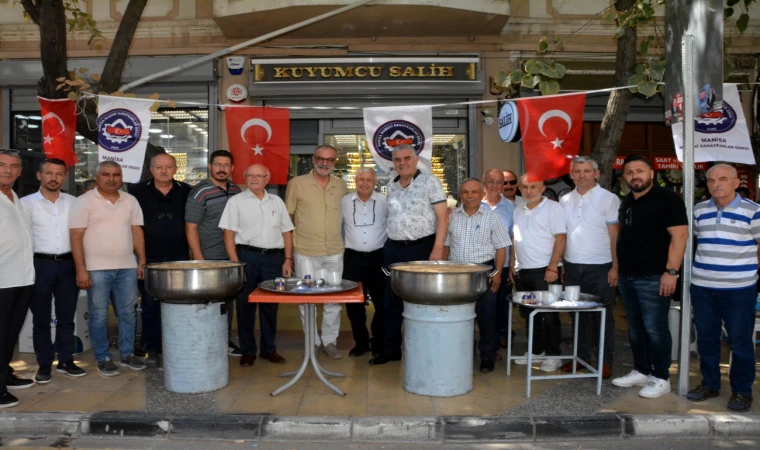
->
[[517, 93, 586, 182], [225, 106, 290, 185], [38, 97, 78, 168]]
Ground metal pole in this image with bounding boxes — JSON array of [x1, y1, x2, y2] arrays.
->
[[677, 34, 695, 396], [119, 0, 377, 92]]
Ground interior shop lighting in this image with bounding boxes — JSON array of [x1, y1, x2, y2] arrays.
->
[[28, 116, 42, 120], [190, 110, 208, 119], [75, 135, 85, 140], [160, 134, 174, 139], [149, 129, 163, 133]]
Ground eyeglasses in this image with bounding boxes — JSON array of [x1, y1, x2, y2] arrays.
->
[[353, 199, 376, 227], [314, 157, 337, 164], [485, 180, 504, 186], [211, 163, 232, 169], [244, 174, 269, 180], [504, 180, 518, 186]]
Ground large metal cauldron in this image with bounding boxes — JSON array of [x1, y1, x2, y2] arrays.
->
[[385, 261, 495, 305], [144, 260, 245, 303]]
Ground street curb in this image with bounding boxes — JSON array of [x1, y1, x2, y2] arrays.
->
[[1, 412, 759, 442]]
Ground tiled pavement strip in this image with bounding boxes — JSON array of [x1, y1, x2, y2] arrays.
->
[[3, 302, 759, 442]]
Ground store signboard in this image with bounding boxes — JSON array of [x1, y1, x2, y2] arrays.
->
[[613, 156, 707, 170], [664, 0, 723, 124]]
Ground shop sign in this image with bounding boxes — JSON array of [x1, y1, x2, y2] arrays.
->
[[614, 156, 707, 170], [498, 101, 521, 143], [252, 59, 477, 83], [226, 84, 248, 103], [226, 56, 246, 76]]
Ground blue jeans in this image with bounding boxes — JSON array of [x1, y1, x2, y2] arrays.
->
[[690, 283, 757, 396], [618, 275, 672, 380], [88, 269, 138, 363]]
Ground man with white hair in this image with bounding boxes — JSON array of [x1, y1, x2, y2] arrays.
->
[[341, 167, 387, 358], [687, 164, 759, 412]]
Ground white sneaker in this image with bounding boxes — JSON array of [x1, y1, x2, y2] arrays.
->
[[611, 370, 650, 388], [638, 377, 671, 399], [539, 358, 563, 372], [513, 351, 546, 365]]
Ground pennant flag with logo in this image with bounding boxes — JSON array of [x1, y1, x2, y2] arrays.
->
[[225, 106, 290, 185], [363, 105, 433, 175], [517, 94, 586, 182], [673, 84, 755, 165], [38, 97, 78, 168], [97, 96, 152, 183]]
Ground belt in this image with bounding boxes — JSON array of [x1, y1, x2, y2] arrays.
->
[[345, 248, 383, 256], [236, 244, 283, 255], [34, 252, 73, 261], [388, 233, 436, 247]]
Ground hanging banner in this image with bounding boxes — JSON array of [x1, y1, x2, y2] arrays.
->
[[673, 84, 755, 165], [38, 97, 78, 168], [363, 105, 433, 174], [96, 96, 152, 183], [225, 106, 291, 185]]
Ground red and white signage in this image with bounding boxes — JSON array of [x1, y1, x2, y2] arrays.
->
[[225, 105, 290, 185], [613, 156, 707, 171]]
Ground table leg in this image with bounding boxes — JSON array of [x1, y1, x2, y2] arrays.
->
[[572, 311, 579, 375], [271, 303, 314, 396], [506, 302, 513, 376], [596, 308, 606, 396], [527, 310, 537, 399], [308, 306, 346, 396]]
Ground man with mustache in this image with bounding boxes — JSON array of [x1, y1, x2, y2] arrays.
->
[[185, 150, 243, 357], [286, 145, 348, 359], [0, 149, 35, 408], [21, 158, 86, 384], [503, 170, 525, 208], [613, 155, 688, 399]]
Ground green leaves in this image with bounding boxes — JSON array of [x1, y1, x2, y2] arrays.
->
[[737, 13, 749, 33], [497, 59, 566, 96], [538, 80, 560, 96]]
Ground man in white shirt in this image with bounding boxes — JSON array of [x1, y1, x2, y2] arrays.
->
[[220, 164, 294, 368], [21, 158, 87, 385], [341, 168, 388, 358], [559, 156, 620, 380], [511, 174, 567, 372], [0, 149, 36, 408]]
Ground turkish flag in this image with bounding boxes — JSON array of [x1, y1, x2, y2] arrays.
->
[[517, 94, 585, 182], [225, 106, 290, 185], [38, 97, 78, 168]]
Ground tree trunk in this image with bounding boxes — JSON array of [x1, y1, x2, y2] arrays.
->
[[37, 0, 69, 99], [590, 0, 638, 191], [99, 0, 148, 94]]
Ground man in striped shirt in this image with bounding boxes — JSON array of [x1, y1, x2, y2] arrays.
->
[[687, 164, 759, 412]]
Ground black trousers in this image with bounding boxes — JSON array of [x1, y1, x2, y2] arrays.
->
[[382, 237, 436, 355], [343, 248, 385, 350], [137, 255, 186, 353], [515, 267, 562, 356], [0, 285, 32, 393], [494, 268, 513, 340], [235, 248, 283, 357]]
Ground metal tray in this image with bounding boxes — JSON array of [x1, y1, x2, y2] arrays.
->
[[510, 292, 605, 310], [258, 279, 359, 295]]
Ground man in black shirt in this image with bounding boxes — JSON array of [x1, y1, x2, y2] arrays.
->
[[130, 153, 191, 368], [612, 155, 688, 399]]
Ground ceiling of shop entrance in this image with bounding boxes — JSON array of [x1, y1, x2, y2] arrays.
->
[[213, 4, 510, 40]]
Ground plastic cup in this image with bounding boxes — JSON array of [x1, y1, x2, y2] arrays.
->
[[326, 271, 343, 286], [564, 285, 581, 302], [548, 284, 563, 297]]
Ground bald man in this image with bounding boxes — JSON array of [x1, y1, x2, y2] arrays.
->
[[220, 164, 294, 367]]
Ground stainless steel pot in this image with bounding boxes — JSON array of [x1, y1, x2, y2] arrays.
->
[[383, 261, 497, 305], [144, 260, 246, 304]]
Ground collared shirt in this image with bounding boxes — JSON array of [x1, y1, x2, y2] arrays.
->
[[693, 194, 760, 289], [69, 188, 144, 271], [509, 196, 526, 209], [20, 190, 76, 254], [387, 170, 447, 241], [285, 171, 348, 257], [0, 190, 34, 288], [513, 197, 566, 270], [560, 185, 620, 265], [341, 191, 388, 252], [219, 190, 294, 249], [130, 180, 192, 258], [185, 178, 242, 260], [483, 195, 514, 267], [445, 204, 510, 264]]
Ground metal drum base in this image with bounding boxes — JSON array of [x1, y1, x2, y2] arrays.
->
[[402, 301, 476, 397], [162, 301, 229, 393]]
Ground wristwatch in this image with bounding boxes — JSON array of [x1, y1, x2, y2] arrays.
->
[[665, 268, 679, 277]]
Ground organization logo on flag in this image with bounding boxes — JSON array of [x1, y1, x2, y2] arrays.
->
[[372, 120, 425, 161], [695, 102, 737, 134], [98, 108, 142, 152]]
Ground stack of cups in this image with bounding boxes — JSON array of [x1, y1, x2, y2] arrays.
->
[[564, 285, 581, 302]]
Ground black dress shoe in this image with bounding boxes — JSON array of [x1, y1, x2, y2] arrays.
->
[[240, 355, 255, 367], [369, 352, 402, 365], [686, 385, 719, 402], [479, 360, 495, 373], [349, 346, 370, 358]]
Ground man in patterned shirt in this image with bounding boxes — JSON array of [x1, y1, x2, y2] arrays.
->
[[444, 178, 510, 373], [369, 145, 448, 365]]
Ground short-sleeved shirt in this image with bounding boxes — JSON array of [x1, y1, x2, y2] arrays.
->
[[341, 191, 388, 252], [387, 170, 447, 241], [560, 185, 621, 265], [285, 171, 348, 257], [513, 197, 566, 270], [130, 180, 192, 258], [0, 190, 34, 288], [483, 195, 514, 267], [185, 178, 242, 260], [693, 194, 760, 289], [20, 191, 76, 254], [617, 185, 688, 275], [218, 190, 294, 249], [445, 204, 511, 264], [69, 188, 144, 271]]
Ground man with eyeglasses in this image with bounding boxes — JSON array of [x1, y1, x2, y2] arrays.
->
[[130, 153, 191, 368], [0, 149, 36, 408], [481, 168, 515, 349], [286, 145, 348, 359], [186, 149, 243, 357], [613, 154, 688, 399], [503, 170, 525, 208], [220, 164, 294, 368], [341, 167, 388, 358]]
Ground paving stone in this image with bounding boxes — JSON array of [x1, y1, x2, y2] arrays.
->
[[84, 411, 171, 438], [533, 414, 622, 440], [443, 416, 534, 442], [352, 417, 440, 442], [170, 414, 264, 441], [261, 416, 351, 442], [622, 414, 710, 438]]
